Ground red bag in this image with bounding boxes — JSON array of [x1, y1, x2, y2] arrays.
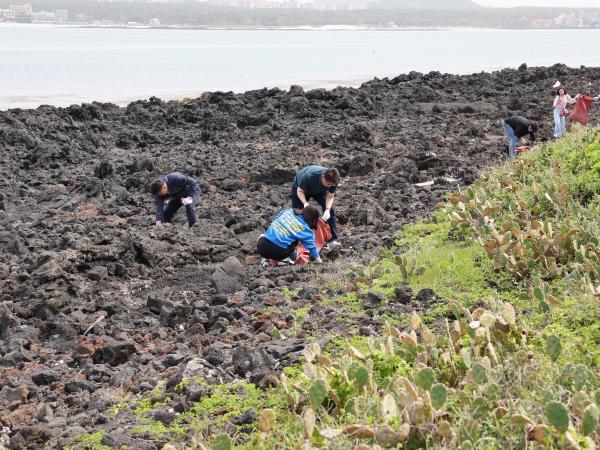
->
[[294, 218, 332, 265], [560, 108, 569, 117], [570, 96, 593, 125]]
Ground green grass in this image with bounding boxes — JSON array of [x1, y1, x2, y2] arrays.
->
[[69, 129, 600, 449], [66, 432, 111, 450]]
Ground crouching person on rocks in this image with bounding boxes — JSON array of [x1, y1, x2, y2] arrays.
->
[[501, 116, 537, 159], [257, 205, 322, 265], [291, 165, 341, 249], [150, 172, 201, 228]]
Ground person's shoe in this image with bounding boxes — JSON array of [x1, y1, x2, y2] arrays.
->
[[279, 257, 295, 266], [260, 258, 269, 268], [326, 240, 342, 250], [257, 233, 265, 243]]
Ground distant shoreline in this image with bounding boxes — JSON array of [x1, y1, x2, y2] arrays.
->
[[1, 22, 599, 31]]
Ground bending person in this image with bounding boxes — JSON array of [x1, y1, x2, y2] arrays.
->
[[258, 205, 322, 265], [291, 165, 341, 248], [501, 116, 537, 159], [150, 172, 201, 228]]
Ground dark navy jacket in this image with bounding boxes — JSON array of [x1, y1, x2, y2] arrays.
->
[[154, 172, 200, 221], [505, 116, 536, 140], [292, 165, 337, 197]]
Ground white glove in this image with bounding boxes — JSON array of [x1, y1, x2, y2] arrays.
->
[[303, 202, 309, 208], [322, 209, 331, 221], [181, 196, 193, 206], [314, 257, 323, 264]]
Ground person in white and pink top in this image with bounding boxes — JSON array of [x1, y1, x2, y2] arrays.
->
[[553, 87, 579, 138]]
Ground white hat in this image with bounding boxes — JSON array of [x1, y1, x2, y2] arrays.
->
[[553, 81, 561, 88]]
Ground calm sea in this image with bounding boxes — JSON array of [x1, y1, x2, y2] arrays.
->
[[1, 24, 600, 110]]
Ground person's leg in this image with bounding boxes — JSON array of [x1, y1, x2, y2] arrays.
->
[[553, 108, 563, 138], [257, 237, 295, 261], [185, 192, 200, 227], [502, 121, 517, 158], [162, 199, 182, 223], [313, 192, 339, 241], [561, 114, 566, 136]]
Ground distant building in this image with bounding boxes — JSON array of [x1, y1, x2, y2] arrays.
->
[[0, 8, 16, 21], [55, 8, 68, 23], [69, 13, 90, 24], [33, 10, 56, 24], [10, 4, 33, 23], [532, 19, 553, 28], [149, 18, 161, 26]]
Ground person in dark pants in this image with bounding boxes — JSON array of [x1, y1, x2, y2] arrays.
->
[[291, 165, 341, 247], [501, 116, 538, 159], [150, 172, 201, 228], [257, 205, 322, 265]]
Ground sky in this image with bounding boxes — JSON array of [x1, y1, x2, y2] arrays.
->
[[474, 0, 600, 6]]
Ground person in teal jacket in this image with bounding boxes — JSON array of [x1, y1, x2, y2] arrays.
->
[[257, 205, 322, 264]]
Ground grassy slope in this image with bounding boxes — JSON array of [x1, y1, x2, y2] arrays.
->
[[69, 129, 600, 450]]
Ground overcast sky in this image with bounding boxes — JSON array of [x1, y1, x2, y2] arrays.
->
[[475, 0, 600, 6]]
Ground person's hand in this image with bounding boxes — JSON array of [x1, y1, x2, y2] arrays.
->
[[314, 257, 323, 264], [322, 209, 331, 221], [156, 220, 162, 226], [303, 202, 309, 208]]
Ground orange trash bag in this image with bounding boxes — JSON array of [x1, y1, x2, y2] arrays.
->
[[294, 218, 332, 265], [570, 96, 593, 125]]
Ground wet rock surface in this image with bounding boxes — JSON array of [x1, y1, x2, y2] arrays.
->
[[1, 65, 599, 447]]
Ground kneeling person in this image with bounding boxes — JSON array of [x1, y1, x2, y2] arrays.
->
[[258, 205, 322, 264], [291, 165, 340, 246], [150, 172, 201, 228]]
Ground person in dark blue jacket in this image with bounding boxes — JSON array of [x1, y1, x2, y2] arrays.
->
[[291, 165, 341, 247], [257, 205, 322, 265], [150, 172, 200, 228]]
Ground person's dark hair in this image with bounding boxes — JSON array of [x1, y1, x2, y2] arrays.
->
[[556, 87, 568, 96], [529, 122, 538, 132], [294, 204, 321, 229], [150, 178, 165, 195], [323, 168, 340, 185]]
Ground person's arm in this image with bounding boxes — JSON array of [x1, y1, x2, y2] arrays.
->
[[553, 96, 560, 108], [154, 196, 165, 225], [297, 228, 321, 262], [566, 94, 578, 104], [325, 192, 335, 210], [296, 187, 309, 207]]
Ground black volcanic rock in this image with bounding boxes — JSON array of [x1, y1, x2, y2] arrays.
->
[[1, 65, 599, 447]]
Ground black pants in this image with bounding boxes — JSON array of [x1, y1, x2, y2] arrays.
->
[[291, 186, 338, 240], [163, 193, 200, 227], [257, 236, 296, 261]]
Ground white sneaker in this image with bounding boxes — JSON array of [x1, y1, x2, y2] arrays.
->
[[260, 258, 269, 267], [279, 257, 295, 266], [327, 240, 342, 250]]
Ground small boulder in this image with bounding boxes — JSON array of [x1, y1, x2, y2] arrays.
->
[[212, 256, 245, 294], [31, 369, 59, 386], [88, 266, 108, 281], [202, 346, 226, 367], [415, 288, 437, 303], [393, 284, 414, 304], [232, 346, 274, 377], [364, 290, 384, 309]]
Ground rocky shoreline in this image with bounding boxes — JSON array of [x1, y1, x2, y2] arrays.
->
[[0, 64, 599, 448]]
